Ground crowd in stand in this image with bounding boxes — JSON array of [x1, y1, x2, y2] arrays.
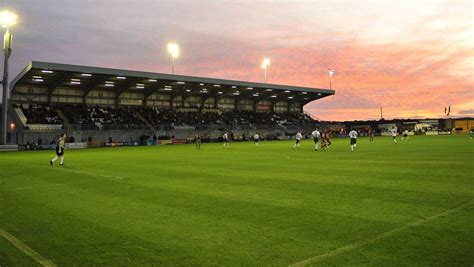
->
[[60, 104, 95, 125], [19, 104, 63, 125], [18, 104, 315, 130], [219, 111, 313, 127], [138, 108, 222, 127], [56, 104, 144, 130], [135, 108, 314, 128], [88, 106, 144, 129]]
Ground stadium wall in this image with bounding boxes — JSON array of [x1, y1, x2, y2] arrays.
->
[[15, 123, 305, 148], [453, 119, 473, 133]]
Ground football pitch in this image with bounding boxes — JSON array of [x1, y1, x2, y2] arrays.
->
[[0, 135, 473, 266]]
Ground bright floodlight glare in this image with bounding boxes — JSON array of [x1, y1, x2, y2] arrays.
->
[[167, 42, 180, 58], [0, 10, 17, 28], [261, 57, 270, 69]]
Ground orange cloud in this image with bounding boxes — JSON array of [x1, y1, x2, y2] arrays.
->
[[9, 0, 473, 121], [180, 30, 473, 121]]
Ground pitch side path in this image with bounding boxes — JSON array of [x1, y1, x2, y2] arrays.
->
[[0, 135, 473, 266]]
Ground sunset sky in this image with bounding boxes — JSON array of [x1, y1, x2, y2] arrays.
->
[[4, 0, 474, 120]]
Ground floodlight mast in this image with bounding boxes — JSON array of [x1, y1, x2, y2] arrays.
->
[[328, 69, 335, 90], [261, 58, 270, 83], [0, 10, 17, 145], [167, 42, 180, 74]]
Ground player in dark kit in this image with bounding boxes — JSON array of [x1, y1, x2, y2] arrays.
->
[[368, 129, 375, 142], [50, 133, 67, 166], [195, 132, 202, 150], [321, 131, 332, 151]]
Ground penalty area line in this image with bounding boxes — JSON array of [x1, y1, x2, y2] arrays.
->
[[0, 228, 57, 267], [67, 169, 124, 180], [15, 162, 124, 180], [0, 182, 85, 192], [289, 200, 473, 267]]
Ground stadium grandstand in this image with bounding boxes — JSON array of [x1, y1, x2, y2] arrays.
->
[[7, 61, 334, 146]]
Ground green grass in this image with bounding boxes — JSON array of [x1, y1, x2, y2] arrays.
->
[[0, 135, 473, 266]]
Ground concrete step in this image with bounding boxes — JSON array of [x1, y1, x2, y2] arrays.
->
[[15, 107, 28, 126], [0, 144, 18, 152], [55, 108, 71, 129], [135, 111, 154, 130]]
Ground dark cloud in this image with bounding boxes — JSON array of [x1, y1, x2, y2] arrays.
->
[[458, 109, 474, 115]]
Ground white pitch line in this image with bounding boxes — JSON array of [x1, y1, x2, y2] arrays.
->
[[15, 162, 124, 180], [67, 169, 124, 180], [0, 181, 86, 192], [289, 200, 473, 267], [0, 228, 57, 267]]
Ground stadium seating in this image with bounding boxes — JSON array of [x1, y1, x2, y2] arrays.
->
[[19, 104, 63, 125], [13, 103, 316, 132], [58, 104, 146, 130], [60, 104, 95, 126], [135, 108, 314, 129], [87, 106, 145, 130], [137, 107, 224, 127]]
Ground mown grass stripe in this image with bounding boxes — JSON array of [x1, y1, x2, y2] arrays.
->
[[0, 228, 57, 267], [289, 200, 473, 266], [13, 161, 124, 180]]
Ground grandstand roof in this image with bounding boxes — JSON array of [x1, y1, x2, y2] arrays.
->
[[11, 61, 334, 105]]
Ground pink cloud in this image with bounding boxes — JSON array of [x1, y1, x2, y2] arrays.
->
[[8, 0, 473, 121]]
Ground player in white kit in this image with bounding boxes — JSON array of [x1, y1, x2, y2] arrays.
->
[[223, 132, 229, 149], [50, 133, 67, 166], [391, 127, 398, 144], [401, 130, 409, 141], [311, 129, 321, 151], [253, 133, 260, 147], [293, 131, 303, 149], [349, 129, 358, 152]]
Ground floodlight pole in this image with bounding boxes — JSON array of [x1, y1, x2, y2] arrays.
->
[[264, 66, 267, 83], [171, 56, 175, 74], [1, 27, 12, 145], [329, 74, 332, 90]]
